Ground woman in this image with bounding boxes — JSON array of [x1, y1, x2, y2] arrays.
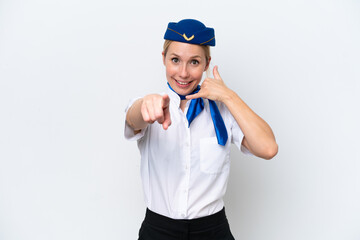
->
[[125, 19, 278, 240]]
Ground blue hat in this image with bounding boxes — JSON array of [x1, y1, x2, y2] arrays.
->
[[164, 19, 215, 46]]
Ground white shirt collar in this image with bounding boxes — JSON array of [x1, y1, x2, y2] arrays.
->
[[165, 86, 191, 109]]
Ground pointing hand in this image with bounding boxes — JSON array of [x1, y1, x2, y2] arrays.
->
[[141, 94, 171, 130]]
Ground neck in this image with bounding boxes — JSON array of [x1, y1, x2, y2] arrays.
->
[[180, 100, 188, 112]]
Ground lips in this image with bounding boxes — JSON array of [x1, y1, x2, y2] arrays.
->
[[173, 78, 193, 88], [176, 80, 189, 85]]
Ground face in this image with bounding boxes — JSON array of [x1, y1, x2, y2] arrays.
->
[[163, 41, 210, 96]]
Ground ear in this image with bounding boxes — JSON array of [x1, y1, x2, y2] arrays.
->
[[204, 56, 211, 72], [162, 51, 166, 66]]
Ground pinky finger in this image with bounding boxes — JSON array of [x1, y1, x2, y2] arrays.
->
[[186, 93, 201, 100]]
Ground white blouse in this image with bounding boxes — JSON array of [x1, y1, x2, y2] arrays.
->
[[125, 87, 250, 219]]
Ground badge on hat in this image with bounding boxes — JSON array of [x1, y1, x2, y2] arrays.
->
[[164, 19, 216, 46]]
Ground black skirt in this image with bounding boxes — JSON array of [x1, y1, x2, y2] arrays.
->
[[138, 208, 235, 240]]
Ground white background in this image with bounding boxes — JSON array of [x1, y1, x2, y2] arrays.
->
[[1, 0, 359, 239]]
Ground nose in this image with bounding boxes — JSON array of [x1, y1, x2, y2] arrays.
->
[[179, 63, 190, 79]]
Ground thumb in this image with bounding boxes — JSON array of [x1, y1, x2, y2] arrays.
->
[[162, 94, 170, 108], [213, 65, 221, 80]]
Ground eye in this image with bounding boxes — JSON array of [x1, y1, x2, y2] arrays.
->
[[191, 59, 199, 65], [171, 58, 179, 63]]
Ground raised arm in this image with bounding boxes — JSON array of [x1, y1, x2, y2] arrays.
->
[[126, 94, 172, 131], [186, 66, 278, 160]]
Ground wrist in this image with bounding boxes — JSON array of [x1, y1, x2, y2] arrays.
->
[[222, 89, 237, 104]]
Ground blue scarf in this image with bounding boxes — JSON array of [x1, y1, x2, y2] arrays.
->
[[167, 83, 228, 146]]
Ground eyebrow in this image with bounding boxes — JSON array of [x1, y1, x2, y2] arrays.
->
[[170, 53, 202, 59]]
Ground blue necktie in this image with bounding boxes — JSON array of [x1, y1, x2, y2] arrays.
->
[[167, 83, 228, 146]]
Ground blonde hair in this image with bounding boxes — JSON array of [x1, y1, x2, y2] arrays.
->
[[163, 40, 211, 77]]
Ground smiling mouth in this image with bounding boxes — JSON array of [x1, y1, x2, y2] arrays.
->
[[174, 78, 193, 87]]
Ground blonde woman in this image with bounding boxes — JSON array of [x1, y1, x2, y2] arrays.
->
[[125, 19, 278, 240]]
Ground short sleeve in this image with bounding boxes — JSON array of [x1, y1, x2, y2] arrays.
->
[[124, 98, 148, 141], [228, 109, 253, 156]]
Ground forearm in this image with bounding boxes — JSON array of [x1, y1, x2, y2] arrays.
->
[[223, 90, 278, 159], [126, 98, 148, 131]]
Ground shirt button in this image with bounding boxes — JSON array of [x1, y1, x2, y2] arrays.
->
[[181, 213, 186, 218]]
